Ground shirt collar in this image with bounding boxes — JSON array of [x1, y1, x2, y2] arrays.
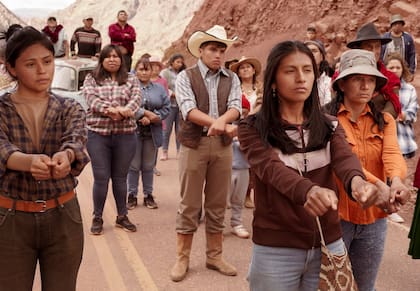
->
[[197, 59, 229, 78], [337, 103, 373, 117]]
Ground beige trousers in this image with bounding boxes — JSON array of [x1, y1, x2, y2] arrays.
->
[[176, 136, 232, 233]]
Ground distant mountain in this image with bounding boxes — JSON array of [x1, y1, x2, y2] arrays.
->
[[36, 0, 206, 60], [0, 2, 26, 32]]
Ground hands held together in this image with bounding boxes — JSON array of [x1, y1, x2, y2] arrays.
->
[[104, 106, 134, 121], [30, 150, 73, 181], [207, 117, 237, 138], [304, 175, 409, 217]]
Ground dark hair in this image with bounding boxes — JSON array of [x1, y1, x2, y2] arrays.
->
[[326, 77, 386, 131], [237, 62, 258, 90], [199, 41, 227, 50], [307, 26, 316, 32], [92, 44, 127, 85], [5, 26, 54, 69], [134, 57, 152, 71], [305, 41, 333, 77], [0, 24, 23, 41], [384, 52, 412, 82], [168, 53, 186, 72], [47, 16, 57, 22], [117, 10, 127, 15], [254, 41, 333, 154]]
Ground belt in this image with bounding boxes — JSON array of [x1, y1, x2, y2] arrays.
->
[[0, 190, 75, 213]]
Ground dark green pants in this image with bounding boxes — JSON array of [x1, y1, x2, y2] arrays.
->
[[0, 197, 84, 291]]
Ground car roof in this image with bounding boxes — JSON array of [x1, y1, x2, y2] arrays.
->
[[55, 58, 98, 70]]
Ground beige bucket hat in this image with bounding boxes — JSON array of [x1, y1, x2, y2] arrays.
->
[[187, 25, 237, 58], [390, 14, 405, 26], [229, 56, 262, 76], [332, 49, 387, 91]]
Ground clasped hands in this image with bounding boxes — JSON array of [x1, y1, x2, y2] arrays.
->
[[30, 151, 72, 181], [304, 176, 408, 217], [207, 117, 237, 138], [104, 106, 134, 121]]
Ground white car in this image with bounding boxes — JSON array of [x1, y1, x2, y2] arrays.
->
[[51, 58, 97, 110]]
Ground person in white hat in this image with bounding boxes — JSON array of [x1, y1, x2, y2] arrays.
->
[[381, 14, 416, 75], [327, 49, 409, 291], [70, 15, 101, 58], [170, 25, 241, 282]]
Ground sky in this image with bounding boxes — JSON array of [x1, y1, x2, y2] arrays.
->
[[1, 0, 75, 10]]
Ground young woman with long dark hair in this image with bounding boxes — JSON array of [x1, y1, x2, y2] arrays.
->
[[238, 41, 379, 290]]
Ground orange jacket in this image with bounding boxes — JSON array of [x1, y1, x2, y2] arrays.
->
[[336, 104, 407, 224]]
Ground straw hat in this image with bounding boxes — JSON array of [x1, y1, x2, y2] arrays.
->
[[347, 23, 391, 49], [148, 55, 163, 68], [390, 14, 405, 26], [332, 49, 387, 91], [187, 25, 237, 58], [229, 56, 262, 76]]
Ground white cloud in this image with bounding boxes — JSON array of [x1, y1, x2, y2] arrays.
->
[[2, 0, 75, 10]]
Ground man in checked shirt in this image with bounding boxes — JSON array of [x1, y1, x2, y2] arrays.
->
[[170, 25, 241, 282]]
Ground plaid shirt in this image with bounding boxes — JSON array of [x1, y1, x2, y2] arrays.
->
[[0, 93, 90, 201], [397, 80, 419, 155], [83, 73, 142, 135]]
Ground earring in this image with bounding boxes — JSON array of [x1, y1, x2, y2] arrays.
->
[[272, 88, 277, 99]]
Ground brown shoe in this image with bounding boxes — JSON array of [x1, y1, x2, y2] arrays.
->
[[244, 193, 254, 208], [205, 232, 237, 276], [170, 233, 193, 282]]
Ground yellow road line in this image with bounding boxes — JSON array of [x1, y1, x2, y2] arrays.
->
[[80, 204, 128, 291], [104, 202, 159, 291]]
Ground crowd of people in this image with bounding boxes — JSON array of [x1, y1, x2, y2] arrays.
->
[[0, 9, 419, 291]]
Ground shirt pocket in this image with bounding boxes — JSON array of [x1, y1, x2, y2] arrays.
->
[[365, 132, 384, 165]]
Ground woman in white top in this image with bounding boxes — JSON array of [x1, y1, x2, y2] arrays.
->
[[305, 40, 332, 106], [230, 56, 263, 114]]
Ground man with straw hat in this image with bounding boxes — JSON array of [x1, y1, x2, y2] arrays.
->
[[170, 24, 241, 282], [381, 14, 416, 75], [347, 22, 401, 119]]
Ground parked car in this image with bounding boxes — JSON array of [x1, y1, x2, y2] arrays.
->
[[51, 58, 97, 110]]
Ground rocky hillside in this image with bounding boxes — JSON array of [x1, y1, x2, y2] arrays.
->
[[165, 0, 420, 68], [0, 2, 26, 32], [26, 0, 204, 59]]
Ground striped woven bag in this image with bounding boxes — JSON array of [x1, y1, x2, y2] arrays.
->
[[317, 217, 358, 291]]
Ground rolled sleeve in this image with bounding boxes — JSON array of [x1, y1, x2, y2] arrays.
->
[[227, 73, 242, 114], [175, 71, 197, 120], [58, 100, 90, 176], [0, 131, 21, 178]]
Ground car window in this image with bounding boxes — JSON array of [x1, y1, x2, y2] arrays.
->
[[52, 66, 77, 91]]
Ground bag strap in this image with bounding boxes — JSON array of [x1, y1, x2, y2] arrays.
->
[[293, 156, 327, 248], [316, 216, 327, 247]]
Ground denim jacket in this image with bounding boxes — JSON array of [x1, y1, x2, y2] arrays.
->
[[135, 81, 170, 147]]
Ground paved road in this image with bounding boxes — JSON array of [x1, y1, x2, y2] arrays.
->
[[32, 142, 420, 291]]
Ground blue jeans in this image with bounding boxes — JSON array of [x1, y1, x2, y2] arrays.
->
[[248, 239, 346, 291], [341, 218, 387, 291], [162, 106, 180, 151], [87, 131, 136, 217], [127, 136, 157, 198]]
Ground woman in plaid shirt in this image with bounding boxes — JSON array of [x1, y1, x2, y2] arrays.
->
[[0, 26, 90, 290], [83, 44, 141, 235]]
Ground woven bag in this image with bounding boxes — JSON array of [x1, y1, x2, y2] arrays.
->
[[316, 217, 358, 291]]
